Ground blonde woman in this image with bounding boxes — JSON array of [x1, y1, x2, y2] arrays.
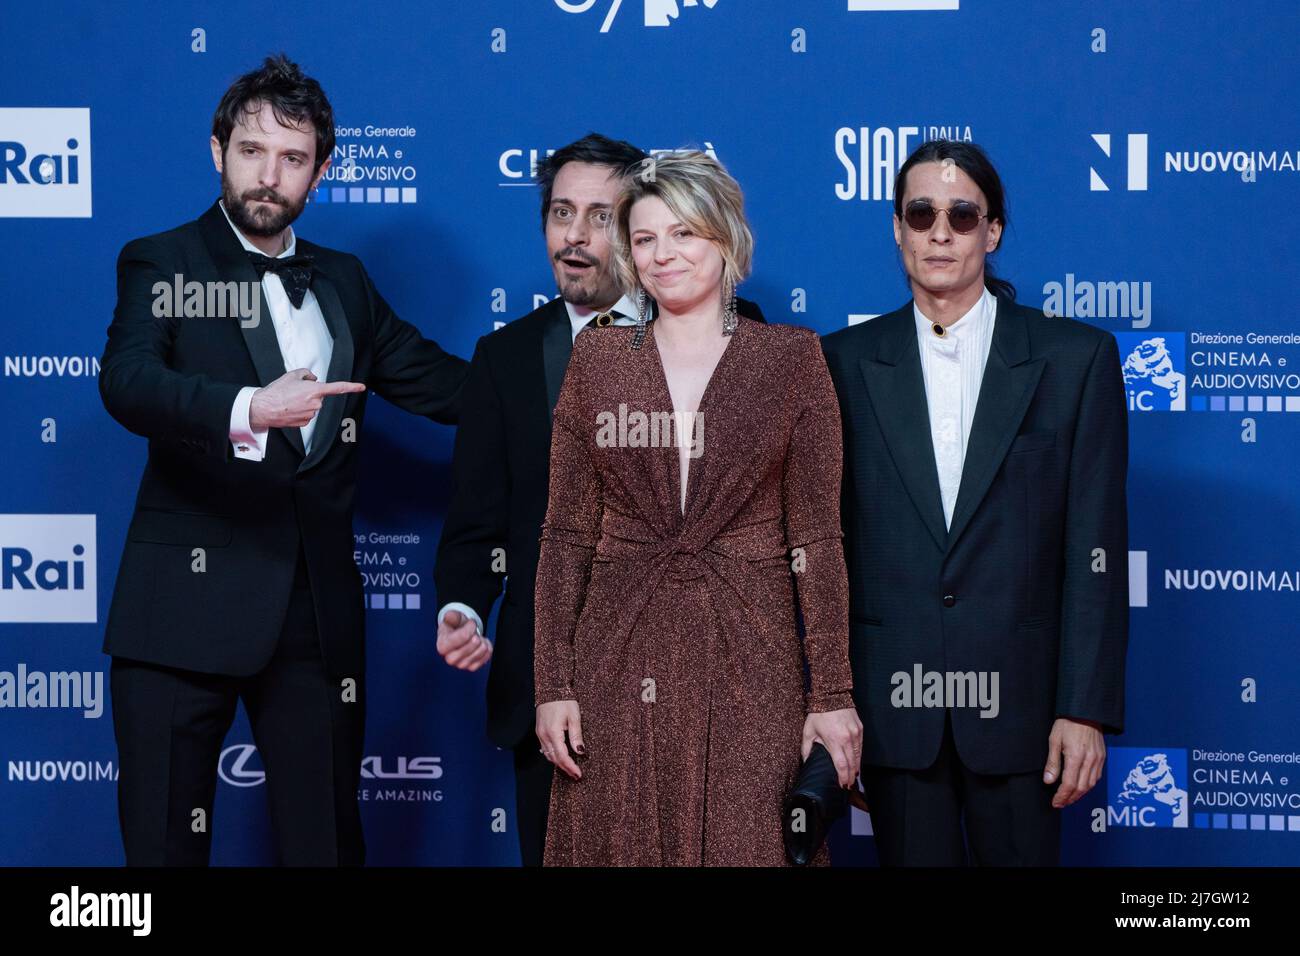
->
[[534, 152, 861, 865]]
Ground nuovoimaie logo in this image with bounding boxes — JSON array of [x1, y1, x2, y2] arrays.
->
[[1108, 747, 1190, 828], [0, 108, 92, 218], [0, 515, 97, 623], [1117, 332, 1186, 411]]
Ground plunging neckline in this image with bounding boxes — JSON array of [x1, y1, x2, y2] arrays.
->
[[646, 318, 742, 519]]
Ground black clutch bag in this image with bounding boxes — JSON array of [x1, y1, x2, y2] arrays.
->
[[782, 742, 850, 866]]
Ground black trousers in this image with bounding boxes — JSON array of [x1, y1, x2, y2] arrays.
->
[[863, 712, 1060, 866], [110, 556, 365, 866], [512, 735, 554, 867]]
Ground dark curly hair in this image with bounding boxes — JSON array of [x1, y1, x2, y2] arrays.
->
[[211, 54, 335, 173]]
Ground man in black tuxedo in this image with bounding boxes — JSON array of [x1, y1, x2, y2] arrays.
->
[[433, 133, 764, 866], [822, 141, 1128, 866], [100, 55, 467, 865]]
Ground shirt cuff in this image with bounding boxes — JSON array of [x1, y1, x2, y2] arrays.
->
[[437, 602, 484, 637], [229, 386, 269, 462]]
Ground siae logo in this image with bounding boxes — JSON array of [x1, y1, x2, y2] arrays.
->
[[555, 0, 718, 33], [0, 515, 96, 623], [1090, 133, 1148, 192], [1117, 333, 1186, 412], [1106, 748, 1190, 828], [835, 126, 921, 201], [0, 108, 92, 217]]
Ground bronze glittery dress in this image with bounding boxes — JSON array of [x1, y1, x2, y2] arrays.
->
[[534, 316, 854, 866]]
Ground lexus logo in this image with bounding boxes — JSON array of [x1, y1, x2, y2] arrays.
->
[[218, 744, 265, 787], [217, 746, 444, 786]]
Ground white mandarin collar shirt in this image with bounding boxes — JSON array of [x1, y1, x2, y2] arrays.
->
[[913, 286, 998, 529]]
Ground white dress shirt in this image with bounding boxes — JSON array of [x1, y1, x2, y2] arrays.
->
[[914, 286, 997, 529], [437, 294, 638, 639], [564, 293, 639, 341], [222, 200, 334, 462]]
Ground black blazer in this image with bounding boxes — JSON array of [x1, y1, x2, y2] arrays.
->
[[821, 296, 1129, 776], [100, 200, 467, 679], [435, 295, 765, 749]]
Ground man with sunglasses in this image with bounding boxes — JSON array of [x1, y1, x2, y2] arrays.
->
[[823, 140, 1129, 866]]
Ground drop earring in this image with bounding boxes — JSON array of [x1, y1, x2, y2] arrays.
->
[[631, 287, 648, 350], [721, 273, 738, 336]]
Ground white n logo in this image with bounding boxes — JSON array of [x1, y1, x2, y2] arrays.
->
[[1128, 550, 1147, 608], [1091, 134, 1149, 191]]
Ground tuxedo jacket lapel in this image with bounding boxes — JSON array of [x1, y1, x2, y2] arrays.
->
[[298, 268, 355, 473], [857, 298, 1048, 555], [858, 305, 948, 552], [196, 201, 306, 458], [541, 296, 682, 417], [541, 298, 572, 416], [945, 297, 1044, 550]]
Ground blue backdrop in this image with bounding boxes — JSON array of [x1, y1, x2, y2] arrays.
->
[[1, 0, 1297, 866]]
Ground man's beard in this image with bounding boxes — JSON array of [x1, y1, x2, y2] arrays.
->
[[560, 276, 604, 307], [554, 248, 618, 308], [222, 170, 306, 238]]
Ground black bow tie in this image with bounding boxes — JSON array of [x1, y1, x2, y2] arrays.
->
[[246, 251, 315, 309]]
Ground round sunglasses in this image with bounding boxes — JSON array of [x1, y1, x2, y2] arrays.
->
[[902, 199, 987, 234]]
